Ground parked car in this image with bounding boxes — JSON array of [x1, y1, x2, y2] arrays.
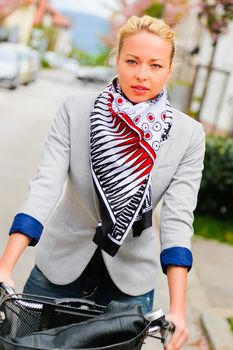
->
[[62, 57, 80, 75], [42, 51, 79, 75], [0, 43, 19, 89], [0, 43, 39, 89], [16, 44, 39, 85], [24, 47, 40, 82], [76, 66, 115, 84]]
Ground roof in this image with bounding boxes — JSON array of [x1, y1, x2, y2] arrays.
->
[[34, 0, 71, 28], [0, 0, 23, 20], [0, 0, 71, 28]]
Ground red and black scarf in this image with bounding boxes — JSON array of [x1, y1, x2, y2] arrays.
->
[[90, 78, 173, 256]]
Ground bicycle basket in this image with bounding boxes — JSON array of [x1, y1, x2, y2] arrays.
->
[[0, 295, 149, 350], [0, 293, 106, 338]]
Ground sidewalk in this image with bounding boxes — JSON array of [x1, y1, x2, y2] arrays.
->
[[191, 237, 233, 350], [144, 235, 233, 350]]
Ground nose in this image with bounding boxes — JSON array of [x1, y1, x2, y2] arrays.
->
[[135, 64, 149, 81]]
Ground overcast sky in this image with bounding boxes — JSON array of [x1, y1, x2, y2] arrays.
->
[[51, 0, 119, 18]]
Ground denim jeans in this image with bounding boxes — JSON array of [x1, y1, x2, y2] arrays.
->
[[23, 265, 154, 315]]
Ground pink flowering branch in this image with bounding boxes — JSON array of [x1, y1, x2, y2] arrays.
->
[[102, 0, 191, 49], [198, 0, 233, 44]]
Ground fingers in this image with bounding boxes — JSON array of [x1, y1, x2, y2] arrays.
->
[[165, 325, 189, 350], [0, 274, 15, 289]]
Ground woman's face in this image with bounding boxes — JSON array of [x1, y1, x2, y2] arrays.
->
[[116, 31, 172, 103]]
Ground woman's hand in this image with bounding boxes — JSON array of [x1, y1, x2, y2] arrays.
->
[[165, 266, 189, 349], [164, 311, 189, 350], [0, 233, 31, 289], [0, 262, 15, 288]]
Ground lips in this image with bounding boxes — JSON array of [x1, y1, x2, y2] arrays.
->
[[131, 85, 150, 96], [131, 85, 149, 91]]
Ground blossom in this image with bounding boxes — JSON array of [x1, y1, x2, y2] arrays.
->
[[103, 0, 191, 49], [198, 0, 233, 44]]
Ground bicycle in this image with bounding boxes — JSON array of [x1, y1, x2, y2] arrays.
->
[[0, 282, 174, 350]]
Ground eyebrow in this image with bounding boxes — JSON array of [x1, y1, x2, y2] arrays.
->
[[125, 54, 164, 62]]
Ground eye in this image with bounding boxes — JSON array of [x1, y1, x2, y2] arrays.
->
[[151, 63, 162, 69], [126, 59, 137, 65]]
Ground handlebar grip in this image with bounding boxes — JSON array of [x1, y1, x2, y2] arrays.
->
[[0, 282, 16, 296]]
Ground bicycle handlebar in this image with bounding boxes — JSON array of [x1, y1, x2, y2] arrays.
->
[[0, 281, 175, 346], [145, 308, 175, 346], [0, 282, 15, 296]]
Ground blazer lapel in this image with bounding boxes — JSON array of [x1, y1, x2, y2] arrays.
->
[[153, 134, 174, 173]]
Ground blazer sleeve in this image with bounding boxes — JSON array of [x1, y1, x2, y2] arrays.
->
[[160, 122, 205, 273], [9, 96, 73, 243]]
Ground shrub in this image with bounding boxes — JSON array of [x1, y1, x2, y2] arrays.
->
[[196, 135, 233, 219], [228, 318, 233, 333], [193, 215, 233, 245], [40, 59, 51, 69], [69, 48, 110, 67]]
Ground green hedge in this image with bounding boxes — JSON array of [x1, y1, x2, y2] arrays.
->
[[69, 48, 110, 67], [228, 318, 233, 333], [193, 215, 233, 244], [196, 136, 233, 219]]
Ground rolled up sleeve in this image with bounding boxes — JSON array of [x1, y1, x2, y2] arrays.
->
[[9, 213, 43, 246], [160, 247, 193, 273]]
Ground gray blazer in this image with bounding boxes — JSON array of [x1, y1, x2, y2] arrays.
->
[[20, 92, 205, 295]]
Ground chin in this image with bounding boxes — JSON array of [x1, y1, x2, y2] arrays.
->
[[123, 92, 145, 103], [130, 96, 149, 104]]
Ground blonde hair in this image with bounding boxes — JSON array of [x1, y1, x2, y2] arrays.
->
[[117, 15, 175, 63]]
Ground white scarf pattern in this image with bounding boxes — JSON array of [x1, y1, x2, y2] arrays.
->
[[90, 79, 173, 256]]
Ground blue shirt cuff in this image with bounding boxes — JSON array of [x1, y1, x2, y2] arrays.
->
[[9, 213, 43, 246], [160, 247, 193, 274]]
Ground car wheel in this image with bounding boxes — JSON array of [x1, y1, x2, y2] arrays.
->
[[9, 76, 19, 90]]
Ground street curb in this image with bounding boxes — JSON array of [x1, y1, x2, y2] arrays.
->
[[201, 308, 233, 350]]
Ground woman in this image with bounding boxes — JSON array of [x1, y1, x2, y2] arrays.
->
[[0, 15, 205, 349]]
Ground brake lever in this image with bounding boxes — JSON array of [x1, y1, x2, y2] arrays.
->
[[161, 320, 175, 346]]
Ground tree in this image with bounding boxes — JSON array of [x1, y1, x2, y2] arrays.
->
[[197, 0, 233, 117], [198, 0, 233, 45], [102, 0, 190, 49]]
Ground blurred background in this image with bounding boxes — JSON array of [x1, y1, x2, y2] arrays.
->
[[0, 1, 233, 346]]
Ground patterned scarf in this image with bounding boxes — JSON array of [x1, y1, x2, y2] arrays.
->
[[90, 78, 173, 256]]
